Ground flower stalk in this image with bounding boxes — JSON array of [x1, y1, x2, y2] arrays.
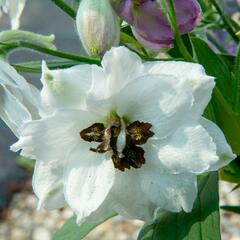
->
[[51, 0, 76, 18], [0, 41, 100, 64], [166, 0, 194, 62]]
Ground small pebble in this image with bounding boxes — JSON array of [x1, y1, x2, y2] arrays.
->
[[33, 227, 51, 240], [0, 181, 239, 240]]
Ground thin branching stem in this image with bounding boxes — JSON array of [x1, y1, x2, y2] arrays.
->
[[51, 0, 76, 19], [210, 0, 239, 43], [0, 41, 100, 64], [167, 0, 194, 62]]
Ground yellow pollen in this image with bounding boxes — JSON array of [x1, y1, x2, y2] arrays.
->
[[134, 132, 142, 141]]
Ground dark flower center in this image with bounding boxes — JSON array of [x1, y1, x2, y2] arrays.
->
[[80, 115, 154, 171]]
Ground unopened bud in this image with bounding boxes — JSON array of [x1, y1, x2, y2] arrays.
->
[[76, 0, 120, 57]]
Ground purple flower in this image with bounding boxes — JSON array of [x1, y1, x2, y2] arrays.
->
[[112, 0, 202, 50]]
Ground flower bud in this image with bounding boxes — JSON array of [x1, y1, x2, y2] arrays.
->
[[76, 0, 120, 57], [112, 0, 201, 51]]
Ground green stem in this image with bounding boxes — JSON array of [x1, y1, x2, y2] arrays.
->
[[175, 34, 194, 62], [51, 0, 76, 19], [167, 0, 194, 62], [120, 32, 143, 49], [142, 57, 184, 62], [0, 41, 100, 64], [210, 0, 238, 43], [158, 0, 169, 16], [12, 60, 81, 73], [1, 41, 183, 72], [12, 65, 42, 73], [72, 0, 81, 10]]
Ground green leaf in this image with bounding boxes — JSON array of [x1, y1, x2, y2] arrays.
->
[[233, 45, 240, 116], [52, 211, 117, 240], [220, 158, 240, 184], [209, 89, 240, 155], [191, 37, 233, 104], [138, 173, 220, 240], [221, 206, 240, 214], [219, 54, 235, 72], [192, 37, 240, 155]]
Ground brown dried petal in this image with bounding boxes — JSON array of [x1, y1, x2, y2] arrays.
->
[[112, 135, 146, 171], [122, 144, 145, 169], [80, 123, 105, 142], [89, 124, 121, 154], [126, 121, 154, 145]]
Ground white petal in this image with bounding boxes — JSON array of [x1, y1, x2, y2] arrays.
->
[[10, 112, 76, 208], [11, 109, 99, 209], [140, 167, 197, 212], [144, 61, 215, 120], [101, 46, 143, 91], [0, 60, 40, 136], [0, 84, 31, 137], [64, 144, 115, 222], [33, 160, 66, 210], [109, 170, 156, 221], [40, 61, 92, 115], [115, 74, 193, 139], [77, 195, 114, 224], [79, 170, 157, 222], [8, 0, 26, 29], [86, 64, 110, 115], [11, 109, 99, 159], [200, 117, 236, 171], [88, 46, 144, 105], [150, 123, 218, 174]]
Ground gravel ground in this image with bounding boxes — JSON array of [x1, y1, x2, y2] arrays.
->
[[220, 183, 240, 240], [0, 181, 239, 240]]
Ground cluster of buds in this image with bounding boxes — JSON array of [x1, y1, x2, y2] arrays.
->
[[76, 0, 202, 56]]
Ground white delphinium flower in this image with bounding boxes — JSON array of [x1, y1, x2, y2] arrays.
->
[[0, 0, 26, 29], [0, 47, 235, 223]]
